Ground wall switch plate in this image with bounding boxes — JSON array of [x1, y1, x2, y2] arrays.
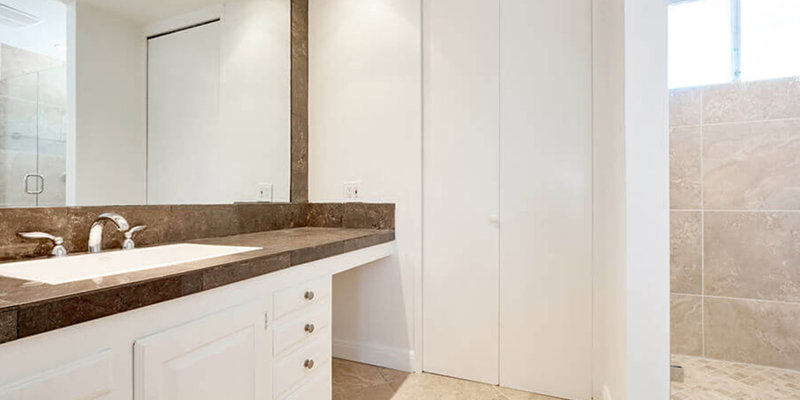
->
[[343, 181, 360, 202], [257, 183, 273, 202]]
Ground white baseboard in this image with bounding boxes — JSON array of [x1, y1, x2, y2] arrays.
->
[[332, 339, 415, 373]]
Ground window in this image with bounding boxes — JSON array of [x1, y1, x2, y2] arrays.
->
[[740, 0, 800, 81], [669, 0, 800, 88], [668, 0, 732, 88]]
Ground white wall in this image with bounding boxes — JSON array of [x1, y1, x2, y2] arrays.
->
[[219, 0, 290, 203], [309, 0, 422, 372], [147, 22, 222, 205], [592, 0, 628, 396], [624, 0, 670, 398], [592, 0, 670, 399], [69, 2, 147, 206]]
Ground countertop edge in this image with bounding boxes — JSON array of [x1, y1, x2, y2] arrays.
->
[[0, 228, 394, 344]]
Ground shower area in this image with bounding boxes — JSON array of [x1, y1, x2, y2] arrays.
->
[[669, 0, 800, 398], [0, 44, 67, 207]]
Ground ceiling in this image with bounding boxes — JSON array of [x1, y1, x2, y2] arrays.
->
[[77, 0, 226, 25]]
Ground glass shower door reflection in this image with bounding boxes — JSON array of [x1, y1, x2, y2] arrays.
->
[[0, 67, 66, 207], [0, 72, 39, 207], [35, 67, 67, 207]]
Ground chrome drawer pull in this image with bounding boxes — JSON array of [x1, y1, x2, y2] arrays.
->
[[304, 359, 315, 370], [305, 323, 315, 334], [304, 291, 315, 301]]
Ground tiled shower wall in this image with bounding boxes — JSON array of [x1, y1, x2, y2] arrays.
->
[[670, 76, 800, 371]]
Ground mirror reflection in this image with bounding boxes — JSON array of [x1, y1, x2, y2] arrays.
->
[[0, 0, 291, 207]]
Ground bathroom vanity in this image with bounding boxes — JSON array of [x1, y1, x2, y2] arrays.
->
[[0, 227, 395, 400]]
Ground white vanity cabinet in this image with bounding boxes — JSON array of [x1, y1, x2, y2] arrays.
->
[[132, 275, 334, 400], [0, 242, 393, 400], [133, 302, 270, 400]]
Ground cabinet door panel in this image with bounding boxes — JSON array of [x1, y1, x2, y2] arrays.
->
[[0, 350, 113, 400], [134, 302, 268, 400]]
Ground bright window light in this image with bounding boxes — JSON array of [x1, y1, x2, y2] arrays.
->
[[668, 0, 732, 88], [740, 0, 800, 81]]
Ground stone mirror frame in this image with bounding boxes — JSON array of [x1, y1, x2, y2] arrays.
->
[[290, 0, 309, 203]]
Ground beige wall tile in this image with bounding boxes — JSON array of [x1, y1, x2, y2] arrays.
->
[[671, 211, 702, 294], [704, 119, 800, 210], [670, 87, 702, 127], [670, 126, 702, 209], [705, 297, 800, 370], [671, 294, 703, 357], [705, 212, 800, 302], [703, 77, 800, 124]]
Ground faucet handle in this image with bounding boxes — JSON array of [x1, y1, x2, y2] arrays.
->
[[18, 232, 68, 257], [122, 225, 147, 250]]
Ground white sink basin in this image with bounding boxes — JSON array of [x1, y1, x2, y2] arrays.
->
[[0, 244, 261, 285]]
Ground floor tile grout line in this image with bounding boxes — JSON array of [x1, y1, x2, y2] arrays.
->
[[374, 364, 396, 389]]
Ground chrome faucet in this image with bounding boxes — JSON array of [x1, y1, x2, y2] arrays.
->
[[18, 232, 68, 257], [88, 213, 130, 253]]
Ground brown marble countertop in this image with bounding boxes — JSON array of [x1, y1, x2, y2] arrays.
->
[[0, 227, 394, 344]]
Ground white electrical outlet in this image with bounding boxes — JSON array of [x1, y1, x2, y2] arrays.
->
[[344, 181, 360, 202], [257, 183, 273, 202]]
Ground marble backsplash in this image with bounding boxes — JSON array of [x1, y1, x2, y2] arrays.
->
[[0, 203, 394, 262], [670, 76, 800, 370]]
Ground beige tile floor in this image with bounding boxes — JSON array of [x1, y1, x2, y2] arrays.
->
[[332, 358, 561, 400], [334, 356, 800, 400], [671, 354, 800, 400]]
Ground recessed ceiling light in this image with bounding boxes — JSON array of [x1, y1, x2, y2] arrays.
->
[[0, 3, 43, 28]]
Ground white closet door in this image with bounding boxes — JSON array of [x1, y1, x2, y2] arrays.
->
[[422, 0, 500, 385], [498, 1, 593, 399], [147, 22, 221, 204]]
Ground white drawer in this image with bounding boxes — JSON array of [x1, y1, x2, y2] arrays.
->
[[281, 368, 331, 400], [274, 302, 331, 357], [273, 276, 331, 321], [273, 336, 331, 398]]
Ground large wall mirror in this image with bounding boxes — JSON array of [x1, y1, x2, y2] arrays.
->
[[0, 0, 291, 207]]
